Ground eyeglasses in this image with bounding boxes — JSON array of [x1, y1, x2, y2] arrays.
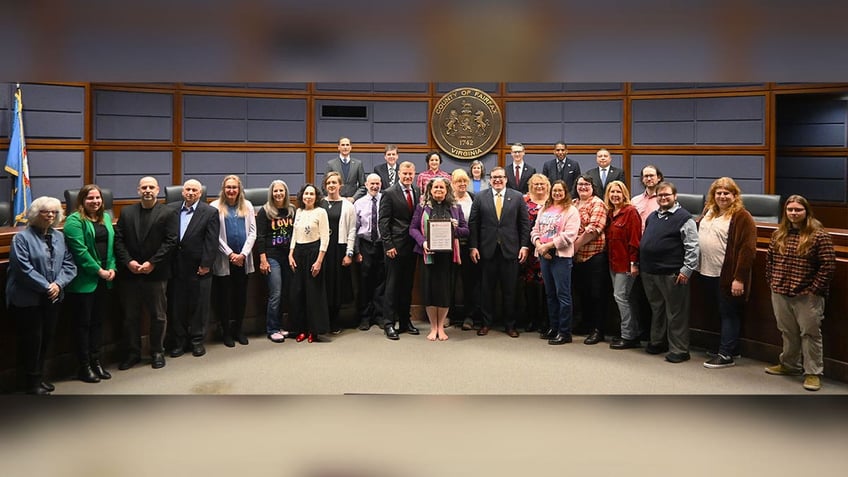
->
[[39, 210, 59, 215], [576, 183, 592, 188], [490, 175, 506, 180], [656, 193, 674, 198]]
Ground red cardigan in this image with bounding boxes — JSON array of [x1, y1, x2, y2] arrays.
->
[[605, 205, 642, 273]]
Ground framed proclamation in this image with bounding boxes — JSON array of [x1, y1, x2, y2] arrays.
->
[[427, 219, 453, 252]]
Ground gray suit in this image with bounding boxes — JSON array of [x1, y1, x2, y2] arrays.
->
[[327, 157, 366, 200]]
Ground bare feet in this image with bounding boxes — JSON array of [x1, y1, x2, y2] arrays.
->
[[427, 332, 437, 341], [438, 330, 449, 341]]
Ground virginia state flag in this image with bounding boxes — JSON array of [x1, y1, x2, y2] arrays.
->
[[4, 87, 31, 225]]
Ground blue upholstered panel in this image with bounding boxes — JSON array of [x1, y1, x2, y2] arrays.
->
[[95, 175, 172, 200], [631, 155, 696, 178], [247, 98, 306, 120], [247, 120, 306, 142], [694, 178, 764, 194], [777, 124, 846, 147], [633, 122, 695, 144], [696, 120, 764, 144], [245, 83, 308, 90], [373, 102, 428, 122], [244, 174, 306, 192], [94, 150, 173, 198], [184, 118, 247, 142], [563, 100, 622, 121], [562, 123, 622, 145], [697, 96, 764, 120], [523, 153, 548, 172], [315, 120, 372, 144], [25, 111, 85, 139], [182, 151, 246, 174], [436, 83, 498, 93], [96, 91, 172, 116], [506, 101, 563, 122], [507, 83, 623, 92], [96, 116, 172, 141], [314, 83, 374, 92], [776, 155, 847, 178], [632, 98, 695, 121], [184, 95, 246, 119], [694, 155, 764, 179], [776, 155, 847, 202], [373, 122, 428, 144], [778, 98, 846, 123], [373, 83, 428, 93], [246, 152, 306, 174], [776, 178, 847, 202], [632, 83, 763, 90], [22, 84, 85, 112], [505, 123, 564, 145], [26, 150, 85, 199]]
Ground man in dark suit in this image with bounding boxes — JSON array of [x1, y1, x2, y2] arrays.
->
[[469, 166, 531, 337], [585, 148, 625, 198], [373, 144, 400, 191], [166, 179, 219, 359], [326, 136, 366, 201], [505, 142, 536, 193], [114, 176, 178, 370], [541, 141, 581, 197], [378, 161, 420, 340]]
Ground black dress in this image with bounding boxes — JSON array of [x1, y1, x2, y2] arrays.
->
[[321, 199, 353, 323], [421, 201, 453, 307]]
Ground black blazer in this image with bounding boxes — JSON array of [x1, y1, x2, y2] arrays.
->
[[374, 163, 399, 191], [114, 202, 179, 281], [505, 162, 536, 193], [468, 188, 530, 260], [378, 183, 420, 255], [168, 201, 220, 277], [541, 157, 581, 197], [585, 166, 626, 198]]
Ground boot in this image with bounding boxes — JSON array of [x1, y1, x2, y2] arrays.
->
[[90, 358, 112, 380], [221, 322, 235, 348], [232, 322, 248, 345], [78, 363, 101, 383], [26, 375, 50, 395]]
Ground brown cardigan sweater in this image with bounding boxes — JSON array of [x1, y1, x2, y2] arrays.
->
[[703, 208, 758, 300]]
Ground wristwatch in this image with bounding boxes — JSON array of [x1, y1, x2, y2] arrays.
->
[[346, 251, 354, 258]]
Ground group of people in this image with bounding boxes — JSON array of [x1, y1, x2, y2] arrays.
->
[[4, 137, 836, 394]]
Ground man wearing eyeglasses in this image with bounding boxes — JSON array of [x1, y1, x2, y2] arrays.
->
[[468, 166, 531, 337], [639, 181, 699, 364], [631, 164, 664, 231]]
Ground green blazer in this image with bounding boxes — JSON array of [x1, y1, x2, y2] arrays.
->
[[64, 211, 116, 293]]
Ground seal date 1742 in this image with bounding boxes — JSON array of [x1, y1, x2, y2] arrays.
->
[[431, 88, 502, 160]]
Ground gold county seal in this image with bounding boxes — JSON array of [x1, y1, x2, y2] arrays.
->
[[431, 88, 503, 160]]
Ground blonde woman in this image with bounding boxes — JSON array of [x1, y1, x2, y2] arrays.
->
[[450, 168, 480, 330], [321, 171, 357, 333], [211, 175, 256, 347], [603, 181, 642, 349]]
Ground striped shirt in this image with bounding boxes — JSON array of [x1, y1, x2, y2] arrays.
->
[[766, 228, 835, 297]]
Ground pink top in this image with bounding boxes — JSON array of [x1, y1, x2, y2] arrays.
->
[[530, 204, 581, 258], [416, 169, 451, 195]]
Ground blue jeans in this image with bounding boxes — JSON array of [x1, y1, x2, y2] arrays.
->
[[264, 258, 290, 335], [540, 256, 573, 334], [701, 276, 742, 356]]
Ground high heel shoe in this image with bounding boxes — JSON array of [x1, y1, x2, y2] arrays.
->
[[295, 333, 306, 343], [307, 333, 314, 343]]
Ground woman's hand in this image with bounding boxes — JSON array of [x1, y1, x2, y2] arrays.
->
[[259, 259, 270, 275], [731, 279, 744, 297], [288, 254, 297, 271], [422, 240, 430, 255], [310, 260, 322, 277]]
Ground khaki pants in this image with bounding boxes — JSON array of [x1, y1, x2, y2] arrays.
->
[[770, 292, 825, 375]]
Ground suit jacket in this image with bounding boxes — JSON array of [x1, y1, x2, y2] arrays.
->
[[542, 157, 581, 197], [468, 188, 531, 260], [374, 162, 399, 191], [378, 182, 420, 255], [585, 166, 626, 198], [114, 202, 178, 281], [327, 157, 366, 200], [168, 201, 220, 278], [506, 162, 536, 193]]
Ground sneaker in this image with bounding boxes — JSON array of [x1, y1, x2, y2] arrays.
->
[[706, 350, 742, 360], [764, 364, 803, 376], [803, 374, 822, 391], [330, 327, 342, 335], [703, 354, 735, 369], [268, 332, 285, 343]]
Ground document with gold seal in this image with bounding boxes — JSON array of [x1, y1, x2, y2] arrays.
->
[[431, 87, 503, 160]]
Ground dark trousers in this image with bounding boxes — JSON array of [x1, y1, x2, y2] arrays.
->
[[451, 244, 481, 321], [358, 239, 385, 323], [701, 276, 743, 356], [121, 279, 168, 357], [630, 275, 653, 341], [12, 303, 59, 390], [67, 283, 110, 363], [573, 251, 609, 334], [289, 241, 329, 334], [480, 248, 520, 329], [213, 265, 248, 336], [168, 272, 213, 347], [382, 250, 416, 328]]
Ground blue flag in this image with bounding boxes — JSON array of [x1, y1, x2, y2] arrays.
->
[[4, 87, 31, 225]]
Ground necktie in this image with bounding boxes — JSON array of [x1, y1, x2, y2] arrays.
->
[[557, 161, 564, 175], [388, 166, 396, 186], [601, 168, 608, 186], [515, 165, 521, 184], [370, 196, 378, 242], [405, 188, 413, 211], [495, 192, 503, 220]]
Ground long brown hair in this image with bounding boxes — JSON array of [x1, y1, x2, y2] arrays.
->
[[544, 180, 573, 210], [772, 194, 823, 256], [703, 177, 744, 218], [76, 184, 106, 224]]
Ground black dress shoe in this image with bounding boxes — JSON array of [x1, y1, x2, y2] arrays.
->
[[222, 333, 235, 348], [90, 360, 111, 380], [665, 352, 691, 363], [525, 322, 537, 332], [151, 352, 166, 369], [192, 343, 206, 357], [27, 385, 50, 395], [384, 325, 399, 340], [358, 320, 371, 331], [506, 328, 520, 338], [477, 326, 490, 336], [400, 323, 420, 335], [610, 338, 641, 350], [169, 347, 185, 358], [645, 343, 669, 355], [540, 328, 557, 339], [548, 333, 572, 345], [40, 381, 55, 392], [78, 364, 100, 383], [118, 356, 140, 370], [236, 333, 249, 345], [584, 330, 604, 345]]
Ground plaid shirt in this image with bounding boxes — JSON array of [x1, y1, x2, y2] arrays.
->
[[766, 228, 835, 297], [574, 196, 607, 263]]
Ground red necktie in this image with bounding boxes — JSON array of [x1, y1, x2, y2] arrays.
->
[[515, 165, 521, 184], [405, 188, 413, 211]]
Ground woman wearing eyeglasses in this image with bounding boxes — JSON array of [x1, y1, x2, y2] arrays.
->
[[6, 197, 77, 394]]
